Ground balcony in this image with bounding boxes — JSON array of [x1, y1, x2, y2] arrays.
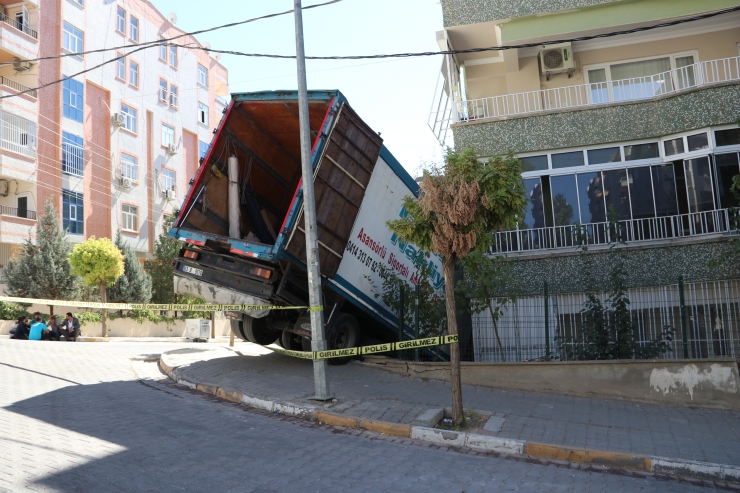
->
[[495, 209, 735, 255], [0, 13, 36, 39], [0, 75, 35, 98], [0, 110, 35, 158], [0, 204, 35, 220]]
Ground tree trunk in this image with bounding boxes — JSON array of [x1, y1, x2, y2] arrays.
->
[[49, 305, 54, 317], [488, 303, 506, 362], [443, 254, 464, 426], [99, 281, 107, 338]]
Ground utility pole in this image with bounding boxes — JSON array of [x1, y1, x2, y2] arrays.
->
[[293, 0, 331, 400]]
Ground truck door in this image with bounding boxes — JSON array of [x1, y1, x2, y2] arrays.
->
[[285, 103, 383, 278]]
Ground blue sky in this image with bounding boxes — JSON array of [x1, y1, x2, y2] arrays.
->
[[152, 0, 446, 175]]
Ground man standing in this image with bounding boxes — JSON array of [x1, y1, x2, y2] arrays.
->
[[62, 313, 81, 342]]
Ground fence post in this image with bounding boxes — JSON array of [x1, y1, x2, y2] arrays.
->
[[414, 283, 420, 362], [544, 281, 550, 358], [397, 282, 405, 360], [678, 275, 689, 359]]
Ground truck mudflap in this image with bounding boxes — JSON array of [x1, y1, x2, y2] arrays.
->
[[173, 275, 272, 319]]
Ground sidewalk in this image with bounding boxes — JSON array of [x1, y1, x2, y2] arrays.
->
[[160, 344, 740, 476]]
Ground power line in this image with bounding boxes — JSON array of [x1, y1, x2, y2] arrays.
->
[[1, 4, 736, 102], [170, 5, 740, 60], [0, 0, 343, 67]]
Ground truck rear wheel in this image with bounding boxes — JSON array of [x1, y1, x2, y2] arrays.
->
[[281, 330, 305, 351], [230, 320, 249, 342], [326, 313, 359, 366], [241, 316, 279, 346]]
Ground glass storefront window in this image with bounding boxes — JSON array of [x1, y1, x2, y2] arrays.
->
[[602, 169, 631, 220], [714, 153, 739, 209], [651, 165, 679, 217], [576, 172, 605, 224], [520, 155, 548, 172], [627, 167, 655, 219], [687, 133, 709, 152], [551, 151, 584, 169], [664, 137, 684, 156], [684, 157, 715, 213], [521, 178, 546, 229], [549, 175, 579, 226], [624, 142, 659, 161], [587, 147, 621, 165]]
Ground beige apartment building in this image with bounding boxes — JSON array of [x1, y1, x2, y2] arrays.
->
[[432, 0, 740, 362], [0, 0, 229, 280]]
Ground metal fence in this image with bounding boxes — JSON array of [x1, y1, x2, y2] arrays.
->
[[0, 13, 38, 39], [469, 279, 740, 363], [0, 76, 37, 98], [0, 205, 36, 220]]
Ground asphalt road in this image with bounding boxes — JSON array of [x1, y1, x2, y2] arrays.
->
[[0, 340, 721, 492]]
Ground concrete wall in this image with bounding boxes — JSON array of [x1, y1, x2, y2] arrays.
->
[[0, 317, 234, 338], [363, 356, 740, 410]]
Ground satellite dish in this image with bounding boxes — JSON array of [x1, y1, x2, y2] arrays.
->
[[203, 41, 211, 52], [212, 53, 221, 61], [168, 12, 178, 25]]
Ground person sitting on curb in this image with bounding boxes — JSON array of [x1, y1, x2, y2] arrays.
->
[[28, 318, 49, 341], [32, 312, 46, 325], [46, 315, 62, 341], [61, 313, 81, 342], [9, 316, 30, 340]]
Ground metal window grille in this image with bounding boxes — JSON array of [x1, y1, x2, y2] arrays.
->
[[62, 142, 84, 176], [0, 110, 36, 157]]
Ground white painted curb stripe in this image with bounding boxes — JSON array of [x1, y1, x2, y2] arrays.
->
[[651, 457, 740, 482], [410, 426, 525, 455]]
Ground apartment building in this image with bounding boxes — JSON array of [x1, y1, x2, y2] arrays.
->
[[0, 0, 229, 277], [432, 0, 740, 362]]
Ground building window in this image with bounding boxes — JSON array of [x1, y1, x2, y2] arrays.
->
[[122, 204, 138, 232], [197, 64, 208, 86], [664, 137, 685, 157], [121, 153, 138, 181], [715, 128, 740, 147], [159, 79, 168, 102], [199, 140, 209, 160], [62, 132, 84, 176], [121, 104, 137, 133], [169, 84, 178, 108], [169, 45, 177, 68], [585, 52, 697, 103], [198, 102, 208, 125], [72, 0, 83, 6], [62, 77, 84, 123], [129, 15, 139, 42], [115, 54, 125, 80], [159, 36, 167, 60], [162, 168, 175, 191], [129, 60, 139, 87], [63, 22, 84, 55], [162, 124, 175, 147], [687, 132, 709, 152], [62, 190, 84, 235], [551, 151, 584, 169], [624, 142, 659, 161], [116, 7, 125, 34]]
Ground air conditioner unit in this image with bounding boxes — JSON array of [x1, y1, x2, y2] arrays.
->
[[166, 143, 178, 155], [12, 58, 30, 72], [112, 113, 126, 127], [164, 189, 176, 200], [539, 43, 575, 80], [119, 177, 132, 189]]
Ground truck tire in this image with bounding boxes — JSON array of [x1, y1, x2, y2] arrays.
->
[[230, 320, 249, 342], [326, 313, 359, 366], [241, 316, 279, 345], [281, 330, 304, 351]]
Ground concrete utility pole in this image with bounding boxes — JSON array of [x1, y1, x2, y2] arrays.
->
[[293, 0, 331, 400]]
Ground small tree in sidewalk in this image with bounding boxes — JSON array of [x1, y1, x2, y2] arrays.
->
[[68, 237, 124, 337], [146, 212, 181, 304], [5, 199, 80, 315], [387, 148, 526, 425], [108, 231, 152, 304]]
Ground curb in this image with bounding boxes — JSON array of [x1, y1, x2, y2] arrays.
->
[[158, 351, 740, 485]]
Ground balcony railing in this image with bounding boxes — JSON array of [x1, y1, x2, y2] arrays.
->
[[0, 205, 36, 220], [494, 209, 735, 254], [62, 142, 84, 176], [0, 76, 36, 98], [432, 55, 740, 135], [0, 110, 36, 157], [0, 13, 37, 39]]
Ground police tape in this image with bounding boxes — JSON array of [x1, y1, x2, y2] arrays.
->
[[0, 296, 321, 313], [265, 334, 459, 360]]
